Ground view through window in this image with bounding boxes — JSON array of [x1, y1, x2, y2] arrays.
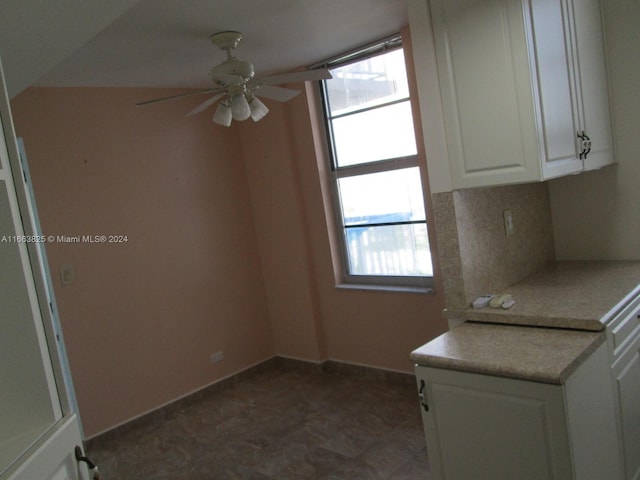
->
[[321, 40, 433, 287]]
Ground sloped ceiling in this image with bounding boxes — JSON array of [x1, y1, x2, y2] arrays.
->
[[0, 0, 408, 98], [0, 0, 141, 97]]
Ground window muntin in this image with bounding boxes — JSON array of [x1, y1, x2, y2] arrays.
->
[[321, 39, 434, 288]]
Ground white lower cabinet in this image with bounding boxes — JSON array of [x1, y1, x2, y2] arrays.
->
[[613, 343, 640, 480], [608, 296, 640, 480], [415, 343, 623, 480]]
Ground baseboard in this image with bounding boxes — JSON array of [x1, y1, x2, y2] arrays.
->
[[84, 356, 277, 443], [84, 355, 415, 447], [321, 359, 417, 386]]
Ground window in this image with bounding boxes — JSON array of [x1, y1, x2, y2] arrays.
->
[[319, 36, 434, 289]]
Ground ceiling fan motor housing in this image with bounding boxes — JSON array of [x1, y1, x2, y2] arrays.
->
[[210, 31, 244, 50], [209, 30, 254, 84], [209, 59, 255, 83]]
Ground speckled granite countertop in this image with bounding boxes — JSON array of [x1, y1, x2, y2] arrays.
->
[[445, 261, 640, 331], [412, 261, 640, 384], [411, 322, 605, 384]]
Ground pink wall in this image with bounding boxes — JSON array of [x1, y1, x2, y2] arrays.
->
[[238, 27, 448, 373], [11, 87, 274, 437], [238, 101, 327, 362], [308, 28, 448, 372], [10, 27, 447, 437]]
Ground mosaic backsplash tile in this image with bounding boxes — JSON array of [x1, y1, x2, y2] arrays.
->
[[432, 183, 555, 310]]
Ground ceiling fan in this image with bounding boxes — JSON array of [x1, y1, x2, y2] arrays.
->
[[136, 31, 332, 126]]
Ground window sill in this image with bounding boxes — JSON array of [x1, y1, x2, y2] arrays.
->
[[335, 283, 434, 295]]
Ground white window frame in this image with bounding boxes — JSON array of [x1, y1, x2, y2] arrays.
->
[[315, 35, 434, 291]]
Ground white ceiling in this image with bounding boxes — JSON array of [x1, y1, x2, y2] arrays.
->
[[0, 0, 409, 98]]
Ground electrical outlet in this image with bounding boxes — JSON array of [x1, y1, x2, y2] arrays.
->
[[503, 209, 514, 237], [210, 351, 224, 364]]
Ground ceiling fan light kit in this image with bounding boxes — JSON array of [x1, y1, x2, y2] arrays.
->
[[248, 95, 269, 122], [230, 93, 251, 121], [136, 30, 332, 127], [213, 101, 232, 127]]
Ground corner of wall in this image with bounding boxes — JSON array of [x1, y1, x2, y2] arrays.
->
[[430, 191, 467, 310], [432, 183, 555, 310]]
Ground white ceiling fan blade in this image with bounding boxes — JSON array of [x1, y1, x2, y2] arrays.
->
[[254, 85, 301, 102], [185, 93, 226, 117], [136, 87, 224, 106], [257, 68, 332, 86]]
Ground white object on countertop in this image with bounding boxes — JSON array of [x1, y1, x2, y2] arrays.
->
[[472, 295, 494, 308], [502, 298, 516, 309], [490, 294, 513, 308]]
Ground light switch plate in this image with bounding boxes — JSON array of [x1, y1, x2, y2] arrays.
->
[[60, 264, 75, 285]]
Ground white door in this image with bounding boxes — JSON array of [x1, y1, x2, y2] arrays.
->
[[0, 61, 90, 480]]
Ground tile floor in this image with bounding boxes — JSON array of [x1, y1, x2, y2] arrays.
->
[[86, 359, 431, 479]]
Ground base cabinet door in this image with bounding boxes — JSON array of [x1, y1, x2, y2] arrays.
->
[[607, 294, 640, 480], [612, 337, 640, 480], [416, 367, 573, 480], [415, 343, 623, 480]]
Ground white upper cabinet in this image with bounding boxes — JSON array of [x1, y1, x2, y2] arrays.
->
[[571, 0, 615, 171], [413, 0, 613, 191]]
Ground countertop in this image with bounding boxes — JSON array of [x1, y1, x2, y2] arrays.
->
[[445, 261, 640, 331], [412, 261, 640, 384], [410, 322, 605, 384]]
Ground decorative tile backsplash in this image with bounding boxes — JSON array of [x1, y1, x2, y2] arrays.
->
[[432, 183, 555, 310]]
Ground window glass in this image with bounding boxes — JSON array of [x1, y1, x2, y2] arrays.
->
[[338, 168, 425, 223], [321, 40, 434, 288], [345, 223, 433, 277], [326, 49, 410, 116], [331, 102, 417, 167]]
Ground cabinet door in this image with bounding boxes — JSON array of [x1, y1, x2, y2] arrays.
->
[[430, 0, 543, 189], [429, 0, 587, 189], [529, 0, 584, 179], [570, 0, 615, 170], [415, 366, 573, 480], [612, 336, 640, 480]]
